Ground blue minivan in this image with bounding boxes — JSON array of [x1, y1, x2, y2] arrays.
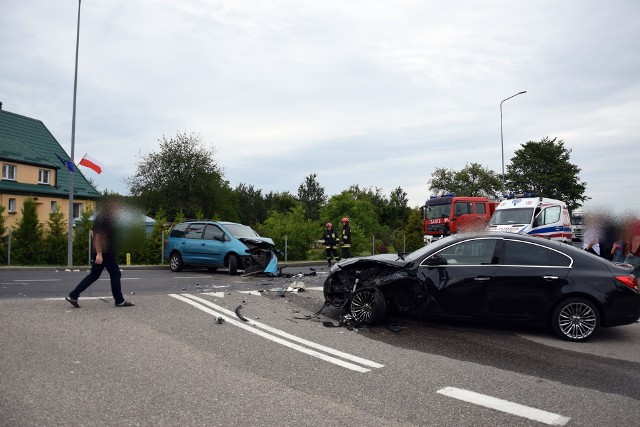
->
[[164, 220, 279, 275]]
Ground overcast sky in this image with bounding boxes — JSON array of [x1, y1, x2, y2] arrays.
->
[[2, 1, 639, 214]]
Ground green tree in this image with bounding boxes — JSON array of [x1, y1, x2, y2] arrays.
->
[[256, 205, 318, 261], [382, 186, 411, 230], [429, 163, 501, 198], [12, 198, 43, 265], [297, 173, 326, 221], [73, 207, 94, 265], [265, 191, 299, 215], [43, 206, 67, 265], [127, 131, 235, 219], [235, 183, 267, 226], [146, 209, 169, 265], [404, 208, 426, 252], [505, 137, 588, 211]]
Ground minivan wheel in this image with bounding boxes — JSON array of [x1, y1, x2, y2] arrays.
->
[[551, 297, 600, 342], [228, 254, 238, 275], [349, 287, 386, 325], [169, 253, 183, 272]]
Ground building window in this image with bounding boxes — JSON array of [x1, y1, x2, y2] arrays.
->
[[51, 201, 58, 213], [73, 202, 84, 218], [2, 164, 16, 180], [8, 198, 17, 213], [38, 169, 51, 184]]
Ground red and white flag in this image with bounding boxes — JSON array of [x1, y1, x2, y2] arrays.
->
[[78, 154, 103, 174]]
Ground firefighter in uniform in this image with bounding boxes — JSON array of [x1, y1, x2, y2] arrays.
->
[[323, 223, 340, 267], [340, 217, 351, 259]]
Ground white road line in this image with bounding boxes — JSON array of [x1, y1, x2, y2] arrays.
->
[[437, 387, 571, 426], [238, 290, 263, 296], [14, 279, 61, 282], [173, 276, 213, 279], [170, 293, 382, 372], [180, 293, 384, 369]]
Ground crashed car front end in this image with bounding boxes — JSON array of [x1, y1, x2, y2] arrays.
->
[[323, 255, 425, 323], [239, 237, 280, 276]]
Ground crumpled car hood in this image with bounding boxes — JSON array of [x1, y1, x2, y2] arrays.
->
[[335, 253, 409, 269], [238, 237, 276, 249]]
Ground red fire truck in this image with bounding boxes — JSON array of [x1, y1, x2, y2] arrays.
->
[[423, 194, 498, 244]]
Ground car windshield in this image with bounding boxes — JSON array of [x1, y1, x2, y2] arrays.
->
[[490, 208, 534, 225], [222, 224, 261, 238], [425, 202, 451, 219], [570, 216, 583, 225]]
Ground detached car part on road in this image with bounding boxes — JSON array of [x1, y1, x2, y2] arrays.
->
[[164, 221, 279, 275], [323, 233, 639, 342]]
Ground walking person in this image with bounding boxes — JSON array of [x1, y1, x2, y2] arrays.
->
[[340, 217, 351, 259], [322, 222, 339, 267], [65, 198, 134, 308]]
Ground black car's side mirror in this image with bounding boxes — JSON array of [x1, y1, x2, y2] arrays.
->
[[425, 254, 447, 266]]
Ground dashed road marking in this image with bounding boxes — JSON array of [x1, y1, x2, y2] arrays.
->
[[437, 387, 571, 426]]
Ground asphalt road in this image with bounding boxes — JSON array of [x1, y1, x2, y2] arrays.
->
[[1, 265, 639, 426]]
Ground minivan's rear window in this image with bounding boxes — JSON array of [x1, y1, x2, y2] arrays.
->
[[169, 222, 188, 238]]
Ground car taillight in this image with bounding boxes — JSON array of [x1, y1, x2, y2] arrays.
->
[[615, 275, 638, 291]]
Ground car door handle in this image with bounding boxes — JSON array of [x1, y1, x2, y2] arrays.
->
[[474, 277, 490, 281], [543, 275, 559, 280]]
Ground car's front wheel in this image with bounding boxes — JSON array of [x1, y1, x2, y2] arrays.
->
[[228, 254, 238, 275], [349, 287, 386, 324], [551, 297, 600, 342], [169, 252, 183, 272]]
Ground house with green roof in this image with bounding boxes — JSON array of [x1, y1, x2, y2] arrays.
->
[[0, 104, 100, 230]]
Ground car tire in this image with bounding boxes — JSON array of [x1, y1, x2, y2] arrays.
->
[[349, 287, 386, 325], [551, 297, 600, 342], [228, 254, 238, 275], [169, 252, 183, 272]]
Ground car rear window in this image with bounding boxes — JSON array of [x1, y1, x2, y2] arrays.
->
[[169, 223, 188, 238], [503, 240, 571, 267]]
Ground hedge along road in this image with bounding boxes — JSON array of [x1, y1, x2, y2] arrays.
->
[[1, 267, 639, 426]]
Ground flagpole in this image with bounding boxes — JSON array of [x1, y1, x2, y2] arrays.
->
[[67, 0, 81, 267]]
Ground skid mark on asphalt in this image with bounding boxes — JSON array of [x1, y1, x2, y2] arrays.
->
[[170, 293, 384, 373], [437, 387, 571, 425]]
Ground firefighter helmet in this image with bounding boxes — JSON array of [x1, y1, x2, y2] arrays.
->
[[341, 217, 349, 224]]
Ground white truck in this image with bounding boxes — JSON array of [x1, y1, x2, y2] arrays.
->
[[488, 196, 572, 243], [570, 208, 584, 242]]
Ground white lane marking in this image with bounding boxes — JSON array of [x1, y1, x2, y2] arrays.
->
[[13, 279, 61, 282], [181, 293, 384, 369], [437, 387, 571, 426], [306, 286, 323, 291], [170, 294, 381, 372], [201, 292, 225, 298], [173, 276, 213, 279]]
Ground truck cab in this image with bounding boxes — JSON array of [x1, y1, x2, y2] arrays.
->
[[423, 194, 498, 244], [570, 208, 584, 242]]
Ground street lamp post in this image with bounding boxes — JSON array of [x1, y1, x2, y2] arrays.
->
[[500, 90, 526, 194]]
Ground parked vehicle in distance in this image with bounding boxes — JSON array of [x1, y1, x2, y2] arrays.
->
[[571, 208, 584, 242], [489, 195, 572, 243], [324, 232, 639, 342], [164, 220, 279, 275], [423, 194, 498, 244]]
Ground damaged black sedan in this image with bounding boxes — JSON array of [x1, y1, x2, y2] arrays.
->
[[324, 233, 640, 342]]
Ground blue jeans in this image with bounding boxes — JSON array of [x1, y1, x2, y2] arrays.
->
[[70, 252, 124, 304]]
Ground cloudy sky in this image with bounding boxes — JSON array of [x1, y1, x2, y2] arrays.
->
[[2, 1, 639, 213]]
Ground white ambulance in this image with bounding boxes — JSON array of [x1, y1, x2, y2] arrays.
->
[[488, 195, 572, 243]]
